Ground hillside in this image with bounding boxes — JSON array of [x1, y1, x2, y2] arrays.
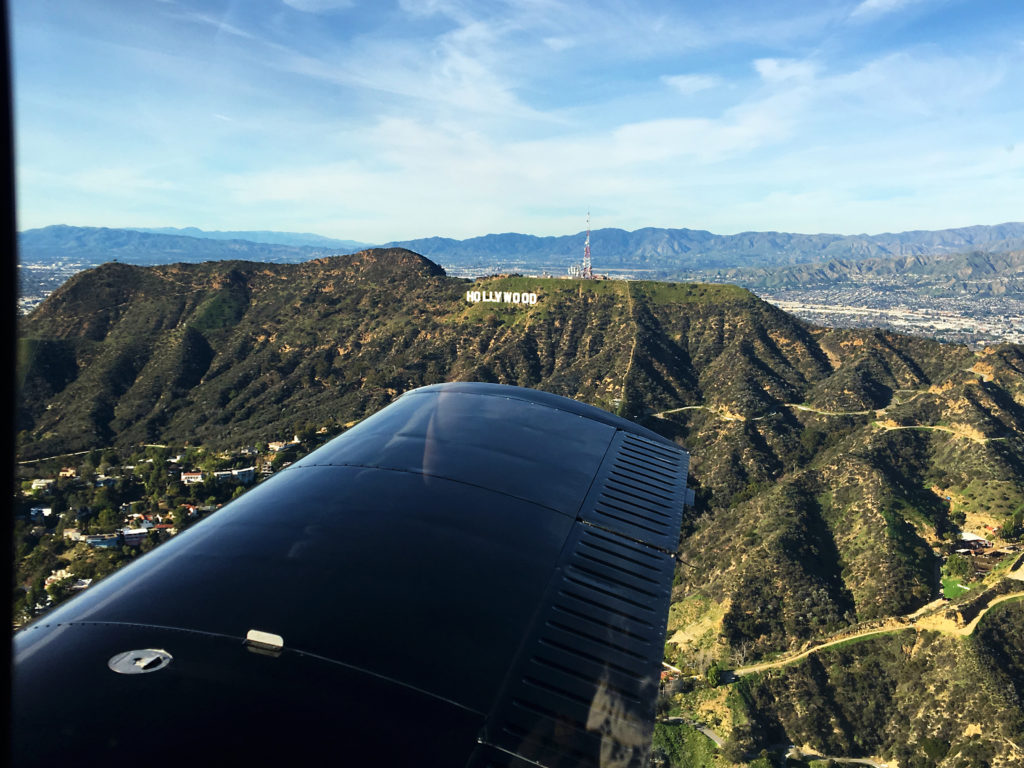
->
[[17, 250, 1024, 766]]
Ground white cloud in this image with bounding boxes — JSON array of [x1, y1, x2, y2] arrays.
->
[[826, 51, 1005, 116], [662, 74, 722, 96]]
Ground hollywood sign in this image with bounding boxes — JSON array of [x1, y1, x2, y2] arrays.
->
[[465, 290, 539, 305]]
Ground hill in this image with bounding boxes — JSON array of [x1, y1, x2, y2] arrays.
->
[[16, 250, 1024, 766]]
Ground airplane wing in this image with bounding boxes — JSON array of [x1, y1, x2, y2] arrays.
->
[[12, 383, 690, 767]]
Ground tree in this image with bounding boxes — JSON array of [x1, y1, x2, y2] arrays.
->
[[96, 508, 119, 533], [46, 577, 74, 605], [945, 553, 972, 580], [707, 662, 722, 687], [172, 506, 189, 529], [722, 736, 747, 763], [1002, 514, 1022, 541]]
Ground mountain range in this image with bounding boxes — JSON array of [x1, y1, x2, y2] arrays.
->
[[16, 248, 1024, 767], [382, 222, 1024, 275], [128, 226, 370, 251], [19, 222, 1024, 277]]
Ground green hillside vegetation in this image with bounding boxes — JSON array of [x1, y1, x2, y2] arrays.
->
[[16, 249, 1024, 767], [733, 603, 1024, 768]]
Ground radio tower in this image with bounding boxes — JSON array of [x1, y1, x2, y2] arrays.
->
[[582, 211, 593, 279]]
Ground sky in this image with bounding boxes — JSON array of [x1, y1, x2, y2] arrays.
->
[[9, 0, 1024, 242]]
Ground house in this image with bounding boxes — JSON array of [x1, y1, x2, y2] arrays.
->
[[30, 479, 54, 491], [120, 528, 150, 547], [232, 466, 255, 484], [181, 471, 204, 485], [959, 532, 992, 550], [59, 467, 77, 478], [962, 539, 992, 551], [44, 568, 72, 587], [29, 507, 53, 521]]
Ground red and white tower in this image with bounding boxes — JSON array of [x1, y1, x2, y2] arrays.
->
[[582, 211, 593, 280]]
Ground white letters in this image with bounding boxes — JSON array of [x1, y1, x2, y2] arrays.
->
[[464, 290, 540, 307]]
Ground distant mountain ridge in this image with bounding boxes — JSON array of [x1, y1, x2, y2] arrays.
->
[[384, 222, 1024, 274], [18, 225, 333, 265], [128, 226, 370, 251], [19, 222, 1024, 277]]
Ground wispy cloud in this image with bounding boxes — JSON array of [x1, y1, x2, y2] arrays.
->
[[754, 58, 818, 84], [662, 74, 722, 96], [170, 9, 259, 41], [850, 0, 932, 21]]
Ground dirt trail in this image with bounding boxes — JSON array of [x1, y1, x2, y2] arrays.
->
[[785, 403, 874, 416], [870, 421, 1006, 443], [734, 564, 1024, 676], [620, 281, 639, 406]]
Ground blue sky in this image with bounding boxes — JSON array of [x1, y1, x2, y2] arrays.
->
[[10, 0, 1024, 241]]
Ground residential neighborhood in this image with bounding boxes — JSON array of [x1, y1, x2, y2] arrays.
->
[[12, 431, 321, 627]]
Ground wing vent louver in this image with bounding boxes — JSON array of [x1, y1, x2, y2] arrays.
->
[[581, 432, 689, 553], [471, 430, 688, 768]]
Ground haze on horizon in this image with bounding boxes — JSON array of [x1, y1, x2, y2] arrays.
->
[[10, 0, 1024, 243]]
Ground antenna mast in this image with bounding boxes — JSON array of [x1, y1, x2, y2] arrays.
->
[[582, 211, 592, 279]]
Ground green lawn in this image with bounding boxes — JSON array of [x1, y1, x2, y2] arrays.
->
[[942, 576, 976, 599]]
